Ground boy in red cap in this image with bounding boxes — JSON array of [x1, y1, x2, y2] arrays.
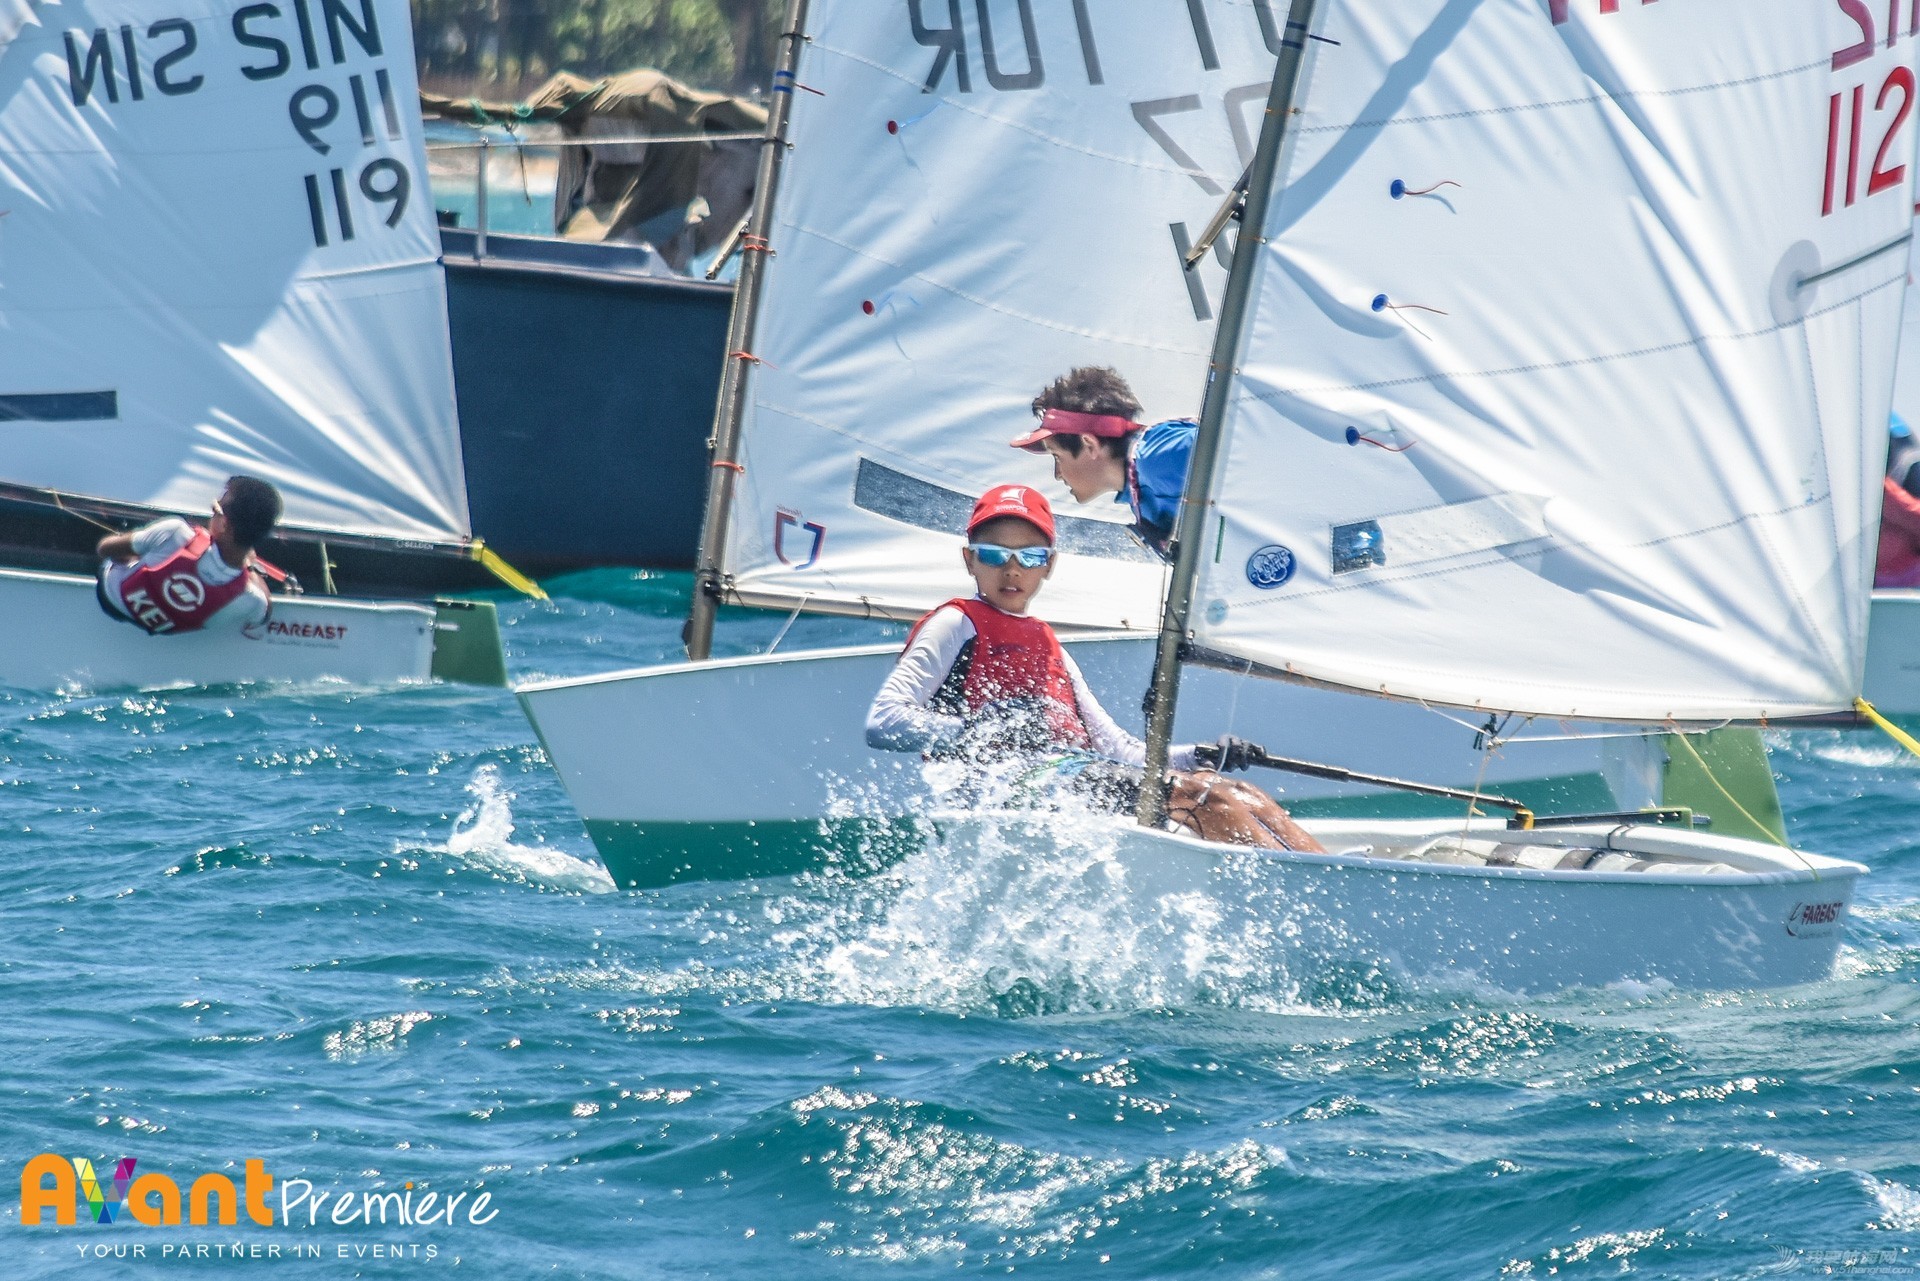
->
[[866, 484, 1321, 850]]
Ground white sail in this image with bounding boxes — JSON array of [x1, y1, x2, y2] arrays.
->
[[723, 1, 1289, 627], [1185, 0, 1918, 722], [0, 0, 470, 544]]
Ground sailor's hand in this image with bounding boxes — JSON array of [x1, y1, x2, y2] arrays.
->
[[1197, 735, 1262, 773]]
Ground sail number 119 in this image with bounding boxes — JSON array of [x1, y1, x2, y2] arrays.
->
[[303, 158, 409, 247]]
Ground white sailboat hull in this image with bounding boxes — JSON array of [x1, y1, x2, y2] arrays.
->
[[517, 638, 1715, 888], [1863, 591, 1920, 716], [0, 569, 438, 690], [934, 815, 1862, 994]]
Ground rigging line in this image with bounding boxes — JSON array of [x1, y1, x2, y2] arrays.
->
[[1855, 697, 1920, 760], [49, 490, 117, 533], [1666, 729, 1801, 865], [1458, 739, 1499, 847], [766, 594, 812, 655]]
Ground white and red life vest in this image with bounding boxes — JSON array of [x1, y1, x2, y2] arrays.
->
[[904, 597, 1091, 747], [115, 527, 258, 635]]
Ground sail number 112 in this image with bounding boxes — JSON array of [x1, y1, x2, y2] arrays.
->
[[1825, 1, 1916, 215]]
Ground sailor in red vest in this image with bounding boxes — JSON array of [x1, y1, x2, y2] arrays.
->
[[95, 476, 283, 638], [867, 484, 1323, 851]]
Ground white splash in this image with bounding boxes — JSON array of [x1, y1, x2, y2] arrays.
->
[[429, 764, 614, 894], [1869, 1174, 1920, 1230], [782, 812, 1317, 1015]]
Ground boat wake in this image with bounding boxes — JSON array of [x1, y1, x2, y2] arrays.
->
[[414, 764, 614, 894]]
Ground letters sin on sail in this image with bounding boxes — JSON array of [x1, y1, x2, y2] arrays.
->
[[720, 2, 1297, 628], [1185, 0, 1918, 722], [0, 0, 470, 544]]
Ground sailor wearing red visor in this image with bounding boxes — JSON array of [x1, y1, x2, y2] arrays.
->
[[1010, 366, 1194, 560]]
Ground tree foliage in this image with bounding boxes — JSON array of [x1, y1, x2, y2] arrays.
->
[[411, 0, 782, 98]]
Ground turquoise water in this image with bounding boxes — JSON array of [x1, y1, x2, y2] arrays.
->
[[4, 569, 1920, 1278]]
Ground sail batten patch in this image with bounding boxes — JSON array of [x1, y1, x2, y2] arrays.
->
[[0, 391, 119, 422], [1332, 493, 1549, 575]]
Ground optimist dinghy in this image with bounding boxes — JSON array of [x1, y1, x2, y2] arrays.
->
[[520, 1, 1796, 899], [1082, 0, 1917, 993], [931, 814, 1863, 995], [0, 0, 536, 690]]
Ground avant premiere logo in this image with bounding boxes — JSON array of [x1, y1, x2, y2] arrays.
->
[[21, 1154, 275, 1227], [21, 1153, 496, 1229]]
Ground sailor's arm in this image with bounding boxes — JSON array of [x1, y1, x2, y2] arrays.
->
[[98, 517, 193, 564], [865, 608, 972, 753], [95, 531, 137, 561], [1061, 653, 1199, 770]]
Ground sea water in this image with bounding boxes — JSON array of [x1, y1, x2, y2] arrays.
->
[[2, 569, 1919, 1278]]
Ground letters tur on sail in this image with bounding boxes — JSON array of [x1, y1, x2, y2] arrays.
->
[[0, 0, 470, 545], [720, 3, 1291, 628], [1185, 0, 1918, 723]]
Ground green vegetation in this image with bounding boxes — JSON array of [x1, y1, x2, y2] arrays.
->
[[410, 0, 782, 98]]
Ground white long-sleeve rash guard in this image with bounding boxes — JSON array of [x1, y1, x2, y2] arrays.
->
[[865, 599, 1199, 770]]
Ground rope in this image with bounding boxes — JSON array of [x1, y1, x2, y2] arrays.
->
[[468, 539, 548, 600], [1667, 730, 1792, 852], [50, 490, 117, 533], [1855, 697, 1920, 758]]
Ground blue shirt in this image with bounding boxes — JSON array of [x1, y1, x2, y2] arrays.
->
[[1120, 418, 1196, 549]]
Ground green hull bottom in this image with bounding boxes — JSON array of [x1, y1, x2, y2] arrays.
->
[[585, 817, 930, 889], [584, 731, 1785, 889]]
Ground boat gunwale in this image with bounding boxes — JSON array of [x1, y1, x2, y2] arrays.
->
[[512, 631, 1150, 694], [933, 811, 1868, 888]]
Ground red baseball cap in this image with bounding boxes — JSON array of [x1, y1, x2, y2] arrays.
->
[[1009, 407, 1143, 451], [967, 484, 1055, 543]]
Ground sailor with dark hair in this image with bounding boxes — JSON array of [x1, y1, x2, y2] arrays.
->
[[96, 476, 284, 637], [1009, 366, 1196, 559]]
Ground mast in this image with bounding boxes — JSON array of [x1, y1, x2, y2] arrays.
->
[[1137, 0, 1325, 827], [684, 0, 813, 661]]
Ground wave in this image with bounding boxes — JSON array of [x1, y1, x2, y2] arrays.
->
[[413, 764, 614, 894]]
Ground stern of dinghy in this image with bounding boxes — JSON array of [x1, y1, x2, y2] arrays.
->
[[430, 599, 509, 687]]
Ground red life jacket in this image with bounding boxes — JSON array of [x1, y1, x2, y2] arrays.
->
[[905, 597, 1091, 747], [115, 527, 259, 635]]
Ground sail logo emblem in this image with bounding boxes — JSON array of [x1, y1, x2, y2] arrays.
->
[[1245, 545, 1295, 589], [161, 574, 206, 612], [1785, 900, 1844, 938], [774, 509, 826, 569]]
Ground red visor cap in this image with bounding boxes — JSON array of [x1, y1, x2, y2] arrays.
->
[[967, 484, 1056, 543], [1009, 408, 1143, 451]]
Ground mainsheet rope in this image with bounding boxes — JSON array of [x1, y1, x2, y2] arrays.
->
[[1856, 697, 1920, 759]]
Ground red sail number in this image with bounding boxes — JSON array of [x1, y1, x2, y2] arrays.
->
[[1826, 65, 1916, 213]]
